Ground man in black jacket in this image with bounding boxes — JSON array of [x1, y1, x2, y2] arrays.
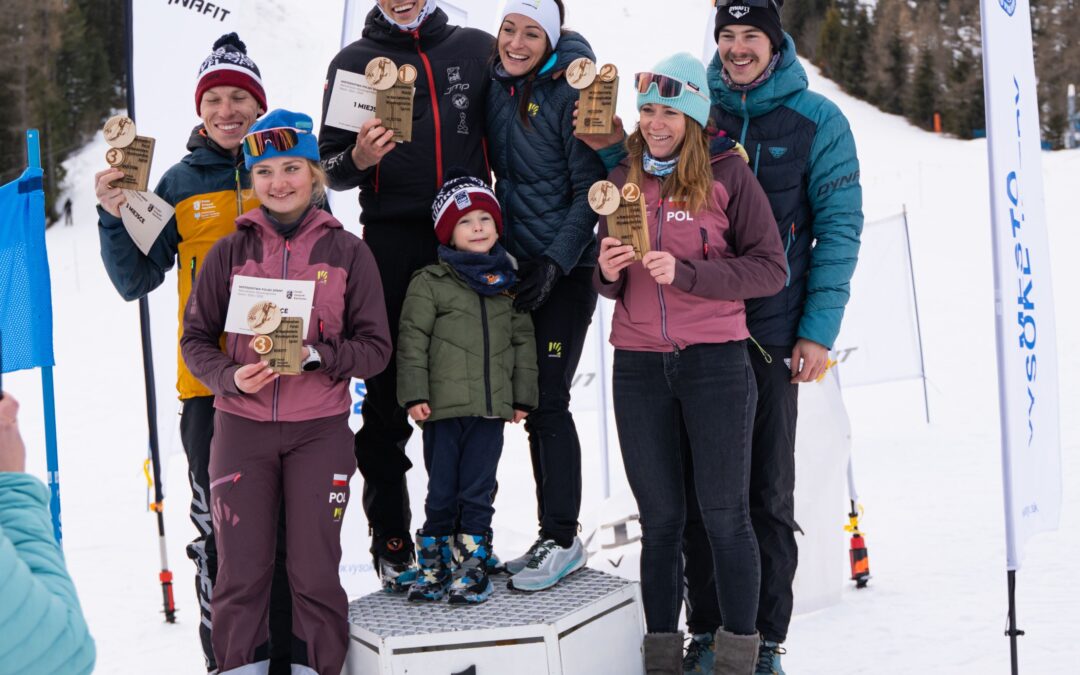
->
[[318, 0, 494, 591]]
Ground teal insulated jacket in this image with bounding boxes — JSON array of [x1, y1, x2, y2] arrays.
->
[[0, 473, 95, 675], [708, 33, 863, 349], [397, 263, 539, 422]]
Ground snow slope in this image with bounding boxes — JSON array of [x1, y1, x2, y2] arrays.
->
[[5, 1, 1078, 672]]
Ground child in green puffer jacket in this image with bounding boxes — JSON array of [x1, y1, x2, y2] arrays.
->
[[397, 172, 538, 605]]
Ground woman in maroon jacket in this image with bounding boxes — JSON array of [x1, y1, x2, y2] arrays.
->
[[595, 54, 786, 675], [182, 109, 391, 675]]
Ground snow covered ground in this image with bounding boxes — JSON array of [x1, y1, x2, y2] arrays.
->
[[6, 1, 1079, 673]]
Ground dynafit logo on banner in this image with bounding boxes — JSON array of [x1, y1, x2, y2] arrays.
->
[[167, 0, 233, 23], [999, 0, 1017, 16]]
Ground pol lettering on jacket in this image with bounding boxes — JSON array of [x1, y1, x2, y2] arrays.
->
[[666, 210, 695, 222]]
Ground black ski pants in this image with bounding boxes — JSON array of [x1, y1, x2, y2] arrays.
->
[[179, 396, 292, 673], [355, 223, 439, 562], [683, 343, 799, 643], [525, 266, 597, 547]]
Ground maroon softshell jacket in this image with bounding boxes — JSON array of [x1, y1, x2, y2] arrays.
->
[[596, 151, 787, 352], [182, 207, 392, 422]]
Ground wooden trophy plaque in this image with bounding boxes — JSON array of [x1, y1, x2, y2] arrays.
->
[[367, 57, 415, 143], [104, 115, 155, 192], [569, 58, 619, 136], [590, 180, 650, 260], [246, 302, 303, 375]]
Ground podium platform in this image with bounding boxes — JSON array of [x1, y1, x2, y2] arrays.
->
[[346, 568, 645, 675]]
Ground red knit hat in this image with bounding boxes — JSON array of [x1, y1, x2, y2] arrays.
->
[[431, 174, 503, 246], [195, 33, 267, 114]]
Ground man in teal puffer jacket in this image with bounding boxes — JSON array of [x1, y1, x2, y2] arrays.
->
[[0, 393, 95, 675], [683, 4, 864, 674]]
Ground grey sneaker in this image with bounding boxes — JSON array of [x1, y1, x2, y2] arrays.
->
[[503, 536, 544, 575], [507, 537, 587, 592]]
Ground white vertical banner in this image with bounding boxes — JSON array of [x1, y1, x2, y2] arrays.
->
[[130, 1, 246, 459], [132, 1, 242, 171], [980, 0, 1062, 570]]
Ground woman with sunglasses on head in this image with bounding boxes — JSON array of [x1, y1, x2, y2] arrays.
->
[[485, 0, 607, 593], [595, 54, 786, 675], [182, 109, 391, 675]]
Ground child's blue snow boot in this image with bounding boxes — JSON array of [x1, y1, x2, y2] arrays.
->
[[407, 533, 453, 602], [448, 533, 494, 605]]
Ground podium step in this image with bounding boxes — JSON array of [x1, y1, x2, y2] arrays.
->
[[347, 568, 645, 674]]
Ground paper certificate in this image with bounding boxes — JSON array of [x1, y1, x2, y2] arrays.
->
[[325, 68, 378, 133], [224, 275, 316, 336], [120, 190, 174, 255]]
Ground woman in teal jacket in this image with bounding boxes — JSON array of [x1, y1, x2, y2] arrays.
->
[[0, 393, 95, 675]]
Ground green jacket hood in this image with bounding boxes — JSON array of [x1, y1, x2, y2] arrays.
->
[[707, 32, 808, 118]]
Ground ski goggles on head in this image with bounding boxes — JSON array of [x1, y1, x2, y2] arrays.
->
[[242, 127, 306, 159], [634, 72, 710, 102]]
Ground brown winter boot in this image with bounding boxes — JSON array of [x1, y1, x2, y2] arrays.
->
[[643, 632, 684, 675], [712, 628, 760, 675]]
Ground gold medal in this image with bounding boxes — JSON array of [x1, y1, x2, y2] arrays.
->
[[566, 58, 597, 90], [398, 63, 418, 86], [104, 115, 137, 148], [366, 57, 399, 91], [252, 334, 274, 355], [589, 180, 621, 216], [246, 301, 283, 335]]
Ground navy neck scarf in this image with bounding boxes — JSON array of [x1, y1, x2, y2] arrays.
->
[[438, 242, 517, 296]]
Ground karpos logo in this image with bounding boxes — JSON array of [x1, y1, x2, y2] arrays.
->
[[999, 0, 1017, 16], [728, 5, 751, 19]]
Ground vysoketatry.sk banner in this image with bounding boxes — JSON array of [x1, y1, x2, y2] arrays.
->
[[980, 0, 1061, 570]]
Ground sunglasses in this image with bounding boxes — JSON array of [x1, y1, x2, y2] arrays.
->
[[242, 127, 306, 158], [634, 72, 710, 102]]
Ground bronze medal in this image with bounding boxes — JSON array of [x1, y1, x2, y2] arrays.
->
[[252, 334, 274, 355], [106, 147, 126, 167]]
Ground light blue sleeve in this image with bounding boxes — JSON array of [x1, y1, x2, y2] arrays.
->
[[0, 473, 95, 675]]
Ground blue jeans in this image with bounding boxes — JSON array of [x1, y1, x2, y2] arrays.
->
[[420, 417, 504, 536], [613, 343, 760, 635]]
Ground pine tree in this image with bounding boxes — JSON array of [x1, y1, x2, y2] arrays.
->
[[910, 47, 938, 130], [817, 6, 846, 82], [879, 27, 908, 115]]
